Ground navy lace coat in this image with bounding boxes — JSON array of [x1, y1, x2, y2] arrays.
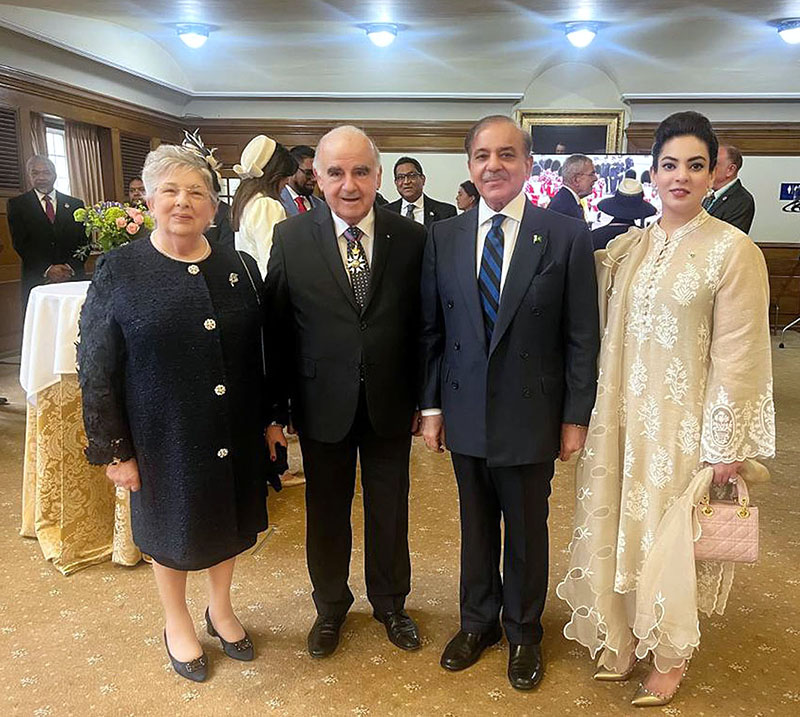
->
[[77, 238, 271, 570]]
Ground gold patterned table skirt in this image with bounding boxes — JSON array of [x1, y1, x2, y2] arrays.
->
[[20, 374, 142, 575]]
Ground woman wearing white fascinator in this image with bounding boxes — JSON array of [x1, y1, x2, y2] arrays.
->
[[231, 134, 297, 278]]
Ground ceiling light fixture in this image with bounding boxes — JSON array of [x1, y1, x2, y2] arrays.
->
[[176, 23, 211, 49], [562, 21, 600, 48], [359, 23, 401, 47], [776, 18, 800, 44]]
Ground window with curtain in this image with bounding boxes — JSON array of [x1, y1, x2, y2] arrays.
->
[[65, 120, 104, 206], [45, 125, 71, 195]]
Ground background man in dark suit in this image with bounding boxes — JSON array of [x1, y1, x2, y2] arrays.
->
[[8, 155, 86, 315], [280, 145, 325, 216], [547, 154, 596, 222], [705, 144, 756, 233], [265, 126, 426, 660], [385, 156, 457, 228], [420, 116, 599, 691]]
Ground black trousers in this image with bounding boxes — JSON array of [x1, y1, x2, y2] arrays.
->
[[299, 392, 412, 618], [451, 453, 554, 645]]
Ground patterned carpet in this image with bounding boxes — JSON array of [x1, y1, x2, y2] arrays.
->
[[0, 336, 798, 717]]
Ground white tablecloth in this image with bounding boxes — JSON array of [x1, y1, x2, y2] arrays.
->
[[19, 281, 90, 402]]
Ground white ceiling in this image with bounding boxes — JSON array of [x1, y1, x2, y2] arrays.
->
[[0, 1, 799, 98]]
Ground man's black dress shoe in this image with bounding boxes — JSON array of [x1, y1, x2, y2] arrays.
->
[[440, 625, 503, 671], [205, 607, 254, 661], [307, 615, 345, 658], [508, 643, 543, 690], [164, 630, 208, 682], [374, 610, 421, 651]]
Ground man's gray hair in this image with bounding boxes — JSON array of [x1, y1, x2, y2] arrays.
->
[[26, 154, 56, 174], [141, 144, 219, 203], [562, 154, 593, 185], [313, 125, 381, 172]]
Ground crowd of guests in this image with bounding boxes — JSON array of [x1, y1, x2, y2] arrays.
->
[[7, 110, 774, 708]]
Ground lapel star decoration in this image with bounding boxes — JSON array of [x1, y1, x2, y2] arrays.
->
[[229, 272, 239, 287], [532, 233, 543, 244]]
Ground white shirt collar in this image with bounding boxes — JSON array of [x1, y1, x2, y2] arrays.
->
[[714, 177, 739, 200], [330, 207, 375, 240], [35, 188, 55, 202], [401, 194, 424, 212], [286, 185, 299, 200], [478, 190, 526, 227]]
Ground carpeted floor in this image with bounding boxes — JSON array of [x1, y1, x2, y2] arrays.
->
[[1, 336, 798, 717]]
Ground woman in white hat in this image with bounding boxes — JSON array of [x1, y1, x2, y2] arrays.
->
[[231, 135, 297, 278], [591, 177, 658, 250]]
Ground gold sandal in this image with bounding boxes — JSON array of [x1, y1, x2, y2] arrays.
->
[[631, 661, 689, 707], [593, 649, 638, 681]]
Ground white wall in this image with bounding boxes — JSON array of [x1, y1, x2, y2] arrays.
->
[[379, 152, 469, 206]]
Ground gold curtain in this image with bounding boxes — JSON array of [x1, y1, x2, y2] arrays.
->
[[65, 120, 104, 206], [30, 112, 47, 156]]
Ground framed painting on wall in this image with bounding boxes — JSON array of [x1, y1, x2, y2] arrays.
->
[[514, 109, 626, 154]]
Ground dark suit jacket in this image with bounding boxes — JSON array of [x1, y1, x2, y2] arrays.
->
[[279, 186, 325, 217], [205, 200, 234, 249], [7, 189, 86, 309], [265, 203, 427, 443], [707, 179, 755, 234], [547, 187, 585, 222], [420, 203, 599, 466], [591, 220, 635, 250], [385, 194, 457, 228]]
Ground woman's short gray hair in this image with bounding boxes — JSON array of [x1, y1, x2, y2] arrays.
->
[[141, 145, 219, 204]]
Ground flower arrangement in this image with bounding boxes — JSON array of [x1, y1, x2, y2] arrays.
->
[[73, 202, 155, 259]]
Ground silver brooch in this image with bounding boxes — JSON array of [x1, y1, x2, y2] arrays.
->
[[229, 272, 239, 287]]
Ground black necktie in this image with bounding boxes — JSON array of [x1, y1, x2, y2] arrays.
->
[[405, 204, 415, 220], [344, 226, 370, 307]]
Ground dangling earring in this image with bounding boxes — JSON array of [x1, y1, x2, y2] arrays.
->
[[705, 186, 714, 199]]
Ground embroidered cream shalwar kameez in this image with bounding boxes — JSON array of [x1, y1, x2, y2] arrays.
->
[[557, 211, 775, 673]]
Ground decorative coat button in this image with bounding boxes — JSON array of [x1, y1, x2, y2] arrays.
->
[[204, 318, 216, 330], [188, 264, 200, 275], [454, 341, 460, 351], [522, 386, 532, 398], [217, 448, 229, 458], [520, 350, 529, 360], [446, 300, 454, 309], [214, 384, 226, 396], [360, 321, 368, 331], [451, 380, 459, 390], [532, 307, 542, 316]]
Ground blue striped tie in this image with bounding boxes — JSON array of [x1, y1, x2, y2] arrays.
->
[[478, 214, 505, 346]]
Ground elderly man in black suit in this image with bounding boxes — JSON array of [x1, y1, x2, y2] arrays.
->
[[8, 155, 86, 314], [385, 156, 457, 228], [265, 126, 426, 659], [420, 115, 599, 690], [547, 154, 596, 223], [705, 144, 755, 233]]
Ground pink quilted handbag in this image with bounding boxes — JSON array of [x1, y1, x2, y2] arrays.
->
[[694, 479, 759, 563]]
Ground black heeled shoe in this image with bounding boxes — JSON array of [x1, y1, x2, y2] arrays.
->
[[205, 608, 254, 661], [164, 630, 208, 682]]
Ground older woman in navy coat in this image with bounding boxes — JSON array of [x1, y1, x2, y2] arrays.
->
[[78, 145, 274, 682]]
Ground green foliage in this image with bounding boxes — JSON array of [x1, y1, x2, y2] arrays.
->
[[73, 202, 153, 260]]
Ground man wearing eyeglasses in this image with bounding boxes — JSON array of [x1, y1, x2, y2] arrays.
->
[[280, 145, 325, 216], [386, 156, 457, 228], [547, 154, 597, 223]]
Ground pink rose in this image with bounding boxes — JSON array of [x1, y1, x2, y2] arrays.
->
[[133, 214, 144, 225], [125, 222, 140, 235], [115, 217, 128, 228], [125, 206, 140, 219]]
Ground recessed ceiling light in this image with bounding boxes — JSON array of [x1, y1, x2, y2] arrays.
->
[[358, 23, 402, 48], [564, 22, 599, 48], [776, 18, 800, 44], [176, 23, 211, 49]]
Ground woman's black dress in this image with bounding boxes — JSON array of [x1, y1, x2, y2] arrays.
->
[[78, 238, 270, 570]]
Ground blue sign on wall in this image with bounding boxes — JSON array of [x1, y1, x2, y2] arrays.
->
[[780, 183, 800, 200]]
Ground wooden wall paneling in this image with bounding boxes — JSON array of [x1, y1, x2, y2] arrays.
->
[[110, 128, 124, 202], [760, 244, 800, 332], [626, 122, 800, 155]]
